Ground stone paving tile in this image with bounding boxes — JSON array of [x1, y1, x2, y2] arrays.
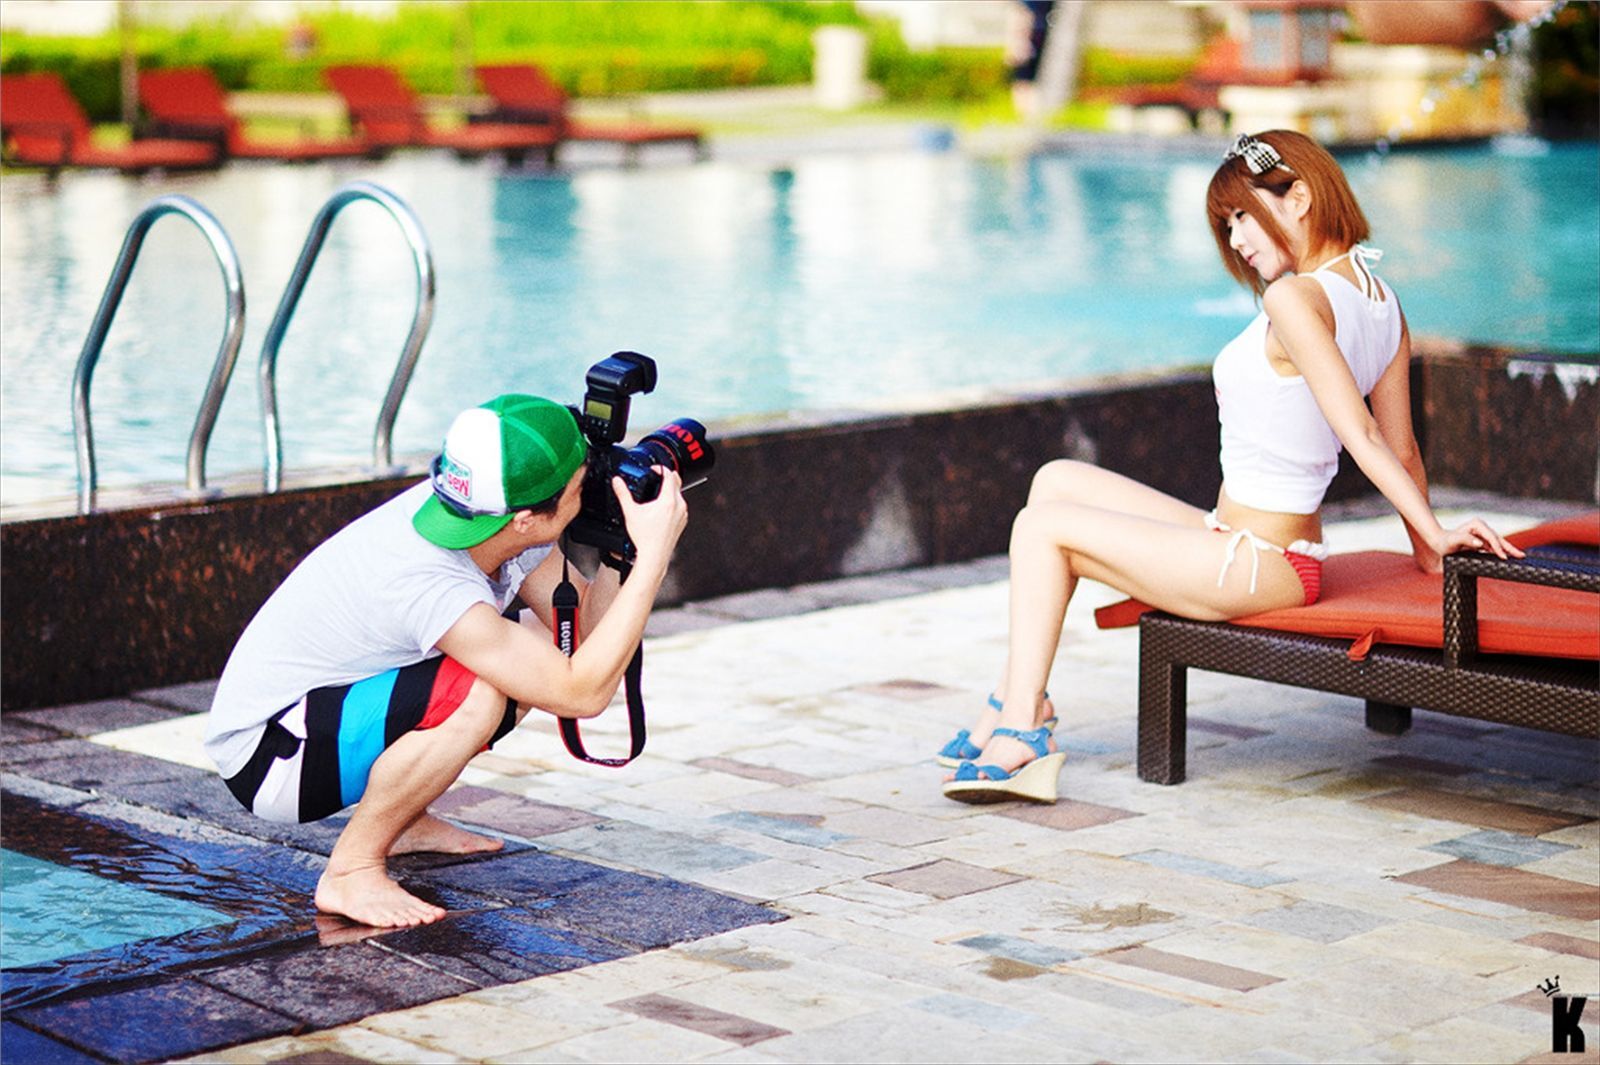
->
[[1360, 787, 1595, 835], [1518, 848, 1600, 887], [1098, 944, 1283, 992], [612, 993, 792, 1046], [955, 933, 1082, 967], [535, 1017, 736, 1062], [694, 857, 876, 900], [1238, 898, 1393, 943], [645, 607, 734, 638], [720, 1003, 1063, 1063], [12, 697, 190, 737], [711, 810, 851, 847], [336, 995, 553, 1061], [906, 992, 1047, 1034], [1053, 734, 1125, 755], [1517, 931, 1600, 960], [1029, 968, 1194, 1015], [866, 858, 1023, 900], [1126, 848, 1295, 888], [539, 820, 769, 879], [1396, 859, 1600, 920], [717, 741, 897, 782], [508, 872, 782, 951], [0, 716, 65, 745], [1, 736, 193, 782], [0, 1021, 101, 1065], [819, 806, 962, 846], [992, 796, 1145, 837], [379, 910, 635, 983], [1359, 1014, 1552, 1064], [849, 678, 964, 701], [1187, 715, 1271, 739], [430, 784, 605, 838], [688, 756, 816, 788], [1370, 753, 1477, 776], [195, 943, 479, 1029], [1338, 920, 1559, 976], [13, 977, 298, 1062], [1426, 828, 1580, 867], [124, 679, 219, 714]]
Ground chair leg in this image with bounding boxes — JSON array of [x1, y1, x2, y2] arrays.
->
[[1365, 700, 1413, 735], [1139, 650, 1187, 784]]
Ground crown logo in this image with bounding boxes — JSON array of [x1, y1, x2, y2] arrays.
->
[[1538, 976, 1561, 997]]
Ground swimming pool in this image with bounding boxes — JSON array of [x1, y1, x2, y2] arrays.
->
[[1, 848, 233, 969], [1, 140, 1594, 506]]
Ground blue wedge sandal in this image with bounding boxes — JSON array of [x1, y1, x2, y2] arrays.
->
[[942, 726, 1066, 804], [936, 694, 1057, 768]]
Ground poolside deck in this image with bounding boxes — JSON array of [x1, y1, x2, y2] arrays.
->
[[3, 494, 1596, 1064]]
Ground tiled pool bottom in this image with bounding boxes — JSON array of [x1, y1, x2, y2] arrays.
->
[[0, 720, 782, 1064]]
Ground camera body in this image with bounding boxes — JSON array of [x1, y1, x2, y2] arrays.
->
[[565, 352, 714, 565]]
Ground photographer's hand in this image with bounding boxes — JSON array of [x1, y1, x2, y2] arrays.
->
[[614, 468, 688, 573]]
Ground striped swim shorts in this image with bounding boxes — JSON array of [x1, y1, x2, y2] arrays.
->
[[223, 655, 516, 824]]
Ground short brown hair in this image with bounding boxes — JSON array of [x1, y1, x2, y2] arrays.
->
[[1205, 130, 1370, 296]]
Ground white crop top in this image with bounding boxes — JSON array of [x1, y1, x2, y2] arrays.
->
[[1213, 246, 1403, 515]]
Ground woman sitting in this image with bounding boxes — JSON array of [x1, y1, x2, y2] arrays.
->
[[941, 130, 1522, 804]]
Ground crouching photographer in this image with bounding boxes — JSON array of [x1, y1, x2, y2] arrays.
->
[[204, 355, 709, 930]]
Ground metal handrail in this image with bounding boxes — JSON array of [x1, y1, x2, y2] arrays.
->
[[259, 181, 436, 492], [72, 196, 246, 515]]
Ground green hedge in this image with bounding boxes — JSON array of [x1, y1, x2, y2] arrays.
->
[[1078, 48, 1198, 88], [2, 0, 1018, 122]]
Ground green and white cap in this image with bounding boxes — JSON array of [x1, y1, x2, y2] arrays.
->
[[413, 394, 586, 549]]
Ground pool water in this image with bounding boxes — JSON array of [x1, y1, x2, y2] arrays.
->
[[1, 849, 233, 969], [0, 140, 1594, 506]]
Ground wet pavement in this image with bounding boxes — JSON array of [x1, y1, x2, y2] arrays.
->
[[2, 495, 1596, 1063]]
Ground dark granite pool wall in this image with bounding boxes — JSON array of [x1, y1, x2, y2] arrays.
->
[[2, 346, 1594, 711]]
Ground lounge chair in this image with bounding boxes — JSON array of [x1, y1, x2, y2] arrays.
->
[[1095, 513, 1600, 784], [476, 64, 706, 165], [0, 72, 219, 174], [323, 65, 558, 163], [138, 68, 372, 162]]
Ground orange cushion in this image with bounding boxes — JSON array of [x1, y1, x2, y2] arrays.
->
[[1231, 551, 1598, 661], [1507, 511, 1599, 550], [1094, 513, 1600, 661]]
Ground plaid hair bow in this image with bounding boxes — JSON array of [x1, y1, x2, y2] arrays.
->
[[1225, 134, 1293, 175]]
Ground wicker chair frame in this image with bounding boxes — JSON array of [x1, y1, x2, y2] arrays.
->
[[1137, 551, 1600, 784]]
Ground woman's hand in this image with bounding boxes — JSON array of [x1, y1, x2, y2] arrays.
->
[[1427, 517, 1526, 567]]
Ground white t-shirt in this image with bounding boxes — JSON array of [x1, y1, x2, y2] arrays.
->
[[205, 481, 553, 777]]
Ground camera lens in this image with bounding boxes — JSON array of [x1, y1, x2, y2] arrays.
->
[[631, 419, 715, 489]]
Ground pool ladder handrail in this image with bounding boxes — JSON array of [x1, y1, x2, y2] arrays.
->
[[72, 195, 247, 515], [259, 181, 436, 493]]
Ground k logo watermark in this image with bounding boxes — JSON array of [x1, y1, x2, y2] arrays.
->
[[1541, 975, 1589, 1055]]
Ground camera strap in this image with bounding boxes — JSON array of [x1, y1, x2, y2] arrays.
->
[[552, 552, 647, 767]]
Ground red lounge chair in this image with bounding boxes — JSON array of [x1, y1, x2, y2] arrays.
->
[[138, 68, 371, 162], [1095, 513, 1600, 783], [323, 65, 557, 162], [0, 72, 218, 174], [476, 64, 706, 164]]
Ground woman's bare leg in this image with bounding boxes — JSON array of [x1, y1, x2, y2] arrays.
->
[[965, 461, 1208, 748], [968, 485, 1306, 775]]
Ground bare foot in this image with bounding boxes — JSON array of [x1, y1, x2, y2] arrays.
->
[[313, 912, 386, 947], [314, 861, 446, 928], [389, 812, 505, 856]]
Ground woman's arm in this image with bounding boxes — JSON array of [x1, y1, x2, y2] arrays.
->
[[1262, 278, 1522, 564], [1364, 312, 1441, 571]]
